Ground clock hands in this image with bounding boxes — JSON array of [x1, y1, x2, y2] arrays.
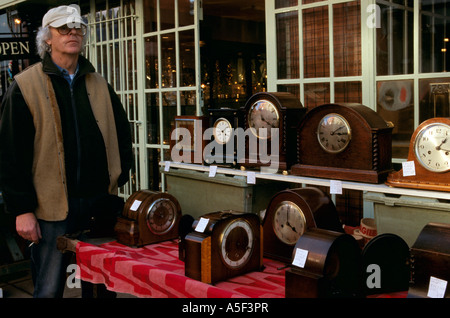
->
[[285, 205, 298, 234], [435, 138, 450, 152]]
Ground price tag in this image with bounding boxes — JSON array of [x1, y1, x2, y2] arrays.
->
[[209, 165, 218, 177], [402, 161, 416, 177], [130, 200, 142, 211], [195, 217, 209, 233], [427, 276, 448, 298], [164, 161, 171, 172], [330, 180, 343, 194], [247, 171, 256, 184], [292, 248, 308, 268]]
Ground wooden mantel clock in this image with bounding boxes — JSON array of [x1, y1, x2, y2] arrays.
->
[[386, 117, 450, 191], [114, 190, 182, 247], [262, 187, 343, 263], [291, 103, 393, 183], [184, 210, 262, 284], [240, 92, 307, 172]]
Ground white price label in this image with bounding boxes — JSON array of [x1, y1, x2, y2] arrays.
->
[[402, 161, 416, 177], [292, 248, 309, 268], [195, 217, 209, 233]]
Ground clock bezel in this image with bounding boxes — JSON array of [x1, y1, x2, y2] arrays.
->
[[317, 113, 352, 154], [219, 218, 254, 270], [146, 197, 177, 235], [213, 117, 233, 145], [247, 99, 280, 140], [272, 200, 307, 246]]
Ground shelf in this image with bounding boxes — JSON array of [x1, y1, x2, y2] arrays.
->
[[160, 161, 450, 201]]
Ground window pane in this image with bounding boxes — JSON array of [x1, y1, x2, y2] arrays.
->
[[419, 78, 450, 123], [179, 0, 195, 27], [335, 82, 362, 103], [304, 82, 330, 109], [145, 36, 159, 89], [180, 90, 196, 115], [143, 0, 157, 33], [376, 2, 414, 75], [276, 11, 299, 79], [146, 93, 160, 145], [420, 1, 450, 73], [180, 30, 195, 87], [162, 92, 177, 146], [275, 0, 298, 9], [333, 1, 361, 77], [277, 84, 300, 100], [377, 80, 414, 159], [161, 33, 176, 88], [303, 6, 329, 78], [161, 0, 175, 30]]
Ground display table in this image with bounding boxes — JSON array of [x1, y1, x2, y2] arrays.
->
[[74, 239, 407, 298], [76, 240, 286, 298]]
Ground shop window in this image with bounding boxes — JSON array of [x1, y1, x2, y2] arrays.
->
[[161, 33, 177, 88], [275, 0, 298, 9], [143, 0, 157, 33], [147, 92, 160, 145], [145, 36, 158, 89], [419, 78, 450, 122], [335, 82, 362, 104], [304, 82, 330, 109], [376, 1, 414, 75], [179, 30, 195, 87], [420, 1, 450, 73], [276, 11, 299, 79], [377, 80, 414, 159], [303, 6, 329, 78], [333, 1, 361, 77]]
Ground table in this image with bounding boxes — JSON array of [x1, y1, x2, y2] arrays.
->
[[76, 240, 286, 298]]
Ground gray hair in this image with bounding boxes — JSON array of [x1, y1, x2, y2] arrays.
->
[[35, 25, 88, 59]]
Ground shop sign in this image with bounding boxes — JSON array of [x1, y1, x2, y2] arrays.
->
[[0, 37, 34, 61]]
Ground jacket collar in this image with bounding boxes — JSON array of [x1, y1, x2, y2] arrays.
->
[[41, 52, 96, 78]]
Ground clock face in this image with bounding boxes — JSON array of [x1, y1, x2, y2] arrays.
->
[[146, 198, 177, 235], [414, 122, 450, 173], [317, 113, 352, 153], [248, 100, 280, 139], [220, 219, 254, 269], [213, 117, 233, 144], [273, 201, 307, 245]]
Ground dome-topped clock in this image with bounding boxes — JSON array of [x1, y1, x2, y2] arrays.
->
[[291, 103, 393, 183]]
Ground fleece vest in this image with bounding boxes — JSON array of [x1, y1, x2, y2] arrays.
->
[[14, 62, 121, 221]]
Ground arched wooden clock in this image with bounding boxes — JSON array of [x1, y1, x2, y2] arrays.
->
[[240, 92, 307, 172], [204, 107, 243, 167], [386, 117, 450, 191], [291, 103, 393, 183], [263, 187, 343, 263], [184, 210, 262, 284], [114, 190, 182, 247]]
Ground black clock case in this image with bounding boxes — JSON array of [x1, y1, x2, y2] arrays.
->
[[240, 92, 307, 171], [204, 107, 243, 167], [184, 211, 262, 284]]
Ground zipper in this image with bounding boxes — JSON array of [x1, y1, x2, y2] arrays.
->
[[69, 81, 82, 192]]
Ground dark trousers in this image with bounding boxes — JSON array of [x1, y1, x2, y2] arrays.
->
[[30, 196, 116, 298]]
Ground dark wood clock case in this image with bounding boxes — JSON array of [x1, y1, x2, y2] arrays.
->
[[204, 107, 243, 167], [263, 187, 343, 263], [285, 228, 362, 298], [114, 190, 182, 247], [240, 92, 307, 171], [408, 222, 450, 298], [169, 115, 208, 164], [291, 103, 393, 183], [184, 211, 262, 284]]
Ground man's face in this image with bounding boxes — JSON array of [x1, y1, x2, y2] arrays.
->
[[46, 25, 85, 57]]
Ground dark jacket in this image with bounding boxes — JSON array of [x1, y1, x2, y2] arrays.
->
[[0, 53, 133, 216]]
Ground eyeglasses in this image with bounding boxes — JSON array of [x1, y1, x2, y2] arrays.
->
[[55, 24, 87, 36]]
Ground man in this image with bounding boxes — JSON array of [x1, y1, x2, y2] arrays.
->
[[0, 5, 132, 297]]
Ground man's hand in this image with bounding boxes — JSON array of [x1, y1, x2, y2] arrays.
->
[[16, 212, 42, 244]]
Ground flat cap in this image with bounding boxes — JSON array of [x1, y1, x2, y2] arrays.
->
[[42, 5, 87, 28]]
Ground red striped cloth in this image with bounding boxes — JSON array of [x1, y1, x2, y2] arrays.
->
[[76, 240, 286, 298]]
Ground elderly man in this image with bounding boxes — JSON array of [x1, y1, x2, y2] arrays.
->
[[0, 5, 132, 297]]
